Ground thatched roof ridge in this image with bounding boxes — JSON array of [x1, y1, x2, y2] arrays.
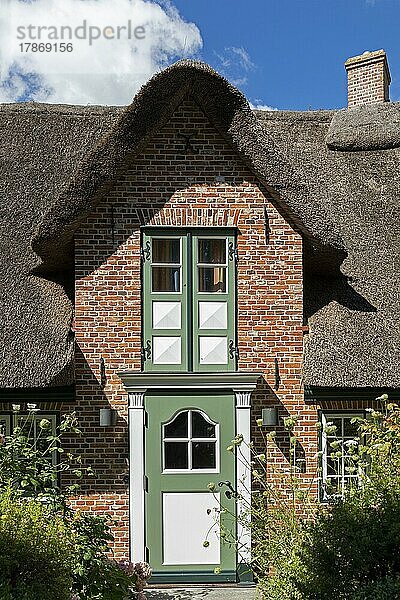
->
[[32, 60, 342, 270]]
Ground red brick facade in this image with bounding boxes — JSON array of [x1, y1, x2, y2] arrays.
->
[[72, 98, 312, 557]]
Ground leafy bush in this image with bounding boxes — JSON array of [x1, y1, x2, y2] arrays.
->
[[69, 510, 135, 600], [208, 422, 313, 600], [0, 488, 75, 600], [0, 410, 86, 502], [247, 421, 312, 600], [352, 577, 400, 600], [0, 408, 139, 599], [292, 397, 400, 600], [294, 488, 400, 599], [217, 397, 400, 600]]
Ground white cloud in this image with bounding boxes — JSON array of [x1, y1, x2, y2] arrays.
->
[[0, 0, 202, 104], [249, 101, 278, 111], [214, 46, 255, 86]]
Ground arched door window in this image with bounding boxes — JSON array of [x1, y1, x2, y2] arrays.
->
[[162, 409, 219, 472]]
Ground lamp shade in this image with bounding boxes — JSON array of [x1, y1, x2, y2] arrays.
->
[[99, 408, 116, 427], [262, 407, 279, 427]]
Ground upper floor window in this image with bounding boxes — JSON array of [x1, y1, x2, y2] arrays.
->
[[142, 229, 237, 373], [320, 411, 362, 501]]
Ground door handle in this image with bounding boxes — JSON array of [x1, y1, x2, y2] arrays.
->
[[218, 480, 236, 499]]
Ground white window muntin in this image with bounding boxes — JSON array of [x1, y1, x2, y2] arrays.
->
[[150, 236, 182, 295], [320, 412, 362, 500], [162, 409, 220, 474]]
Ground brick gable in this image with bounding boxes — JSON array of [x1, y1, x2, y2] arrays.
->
[[71, 98, 308, 556]]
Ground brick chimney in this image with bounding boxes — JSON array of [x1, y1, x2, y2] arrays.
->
[[345, 49, 391, 107]]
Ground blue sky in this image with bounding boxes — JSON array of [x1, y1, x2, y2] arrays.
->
[[172, 0, 400, 110], [0, 0, 399, 107]]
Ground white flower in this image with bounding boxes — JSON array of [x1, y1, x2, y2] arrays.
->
[[12, 404, 20, 412]]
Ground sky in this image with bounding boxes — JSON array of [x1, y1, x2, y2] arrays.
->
[[0, 0, 399, 108]]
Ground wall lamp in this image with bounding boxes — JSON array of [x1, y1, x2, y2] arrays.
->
[[261, 407, 279, 427], [99, 408, 117, 427]]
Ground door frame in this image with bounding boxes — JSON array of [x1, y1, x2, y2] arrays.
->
[[119, 372, 260, 579]]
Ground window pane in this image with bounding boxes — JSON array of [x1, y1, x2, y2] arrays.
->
[[17, 415, 33, 438], [343, 418, 358, 438], [152, 267, 180, 292], [192, 442, 216, 469], [327, 455, 339, 476], [324, 477, 341, 496], [326, 417, 342, 437], [198, 239, 226, 264], [164, 442, 188, 469], [198, 267, 226, 293], [164, 412, 188, 439], [152, 239, 180, 264], [192, 411, 215, 438], [0, 417, 9, 435], [36, 433, 50, 454]]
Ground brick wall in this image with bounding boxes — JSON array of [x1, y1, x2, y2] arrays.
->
[[345, 50, 390, 107], [72, 98, 310, 557]]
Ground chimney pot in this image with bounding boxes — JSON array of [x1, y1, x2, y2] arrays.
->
[[345, 49, 391, 108]]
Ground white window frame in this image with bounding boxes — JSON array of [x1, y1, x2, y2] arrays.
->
[[162, 409, 220, 474], [0, 415, 11, 435], [320, 411, 363, 501]]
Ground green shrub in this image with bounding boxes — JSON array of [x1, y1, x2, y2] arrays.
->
[[0, 408, 137, 600], [353, 576, 400, 600], [294, 489, 400, 599], [221, 398, 400, 599], [0, 410, 87, 502], [209, 425, 312, 600], [0, 489, 75, 600], [69, 510, 135, 600], [291, 398, 400, 600]]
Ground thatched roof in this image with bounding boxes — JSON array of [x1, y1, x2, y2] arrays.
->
[[256, 108, 400, 387], [1, 61, 399, 389], [0, 103, 122, 387]]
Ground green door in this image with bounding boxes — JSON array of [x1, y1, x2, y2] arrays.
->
[[145, 392, 236, 583]]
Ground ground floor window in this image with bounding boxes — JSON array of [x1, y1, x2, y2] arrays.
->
[[0, 411, 58, 463], [320, 411, 363, 500]]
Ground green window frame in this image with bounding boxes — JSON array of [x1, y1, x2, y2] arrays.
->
[[142, 229, 237, 373]]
